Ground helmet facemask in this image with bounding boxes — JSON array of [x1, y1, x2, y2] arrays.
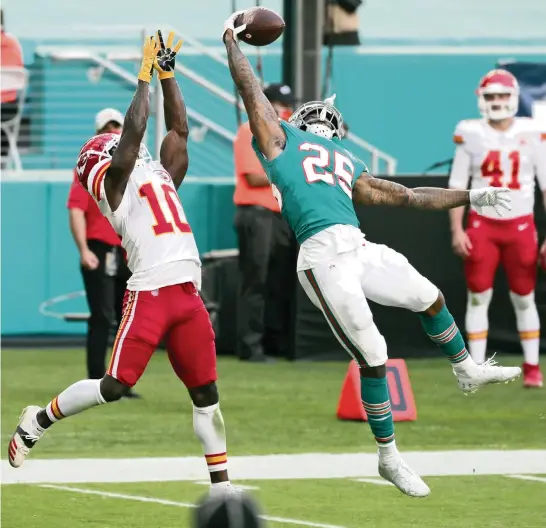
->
[[289, 94, 345, 140], [102, 136, 151, 163]]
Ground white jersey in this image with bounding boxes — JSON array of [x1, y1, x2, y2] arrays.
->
[[448, 117, 546, 219], [87, 159, 201, 291]]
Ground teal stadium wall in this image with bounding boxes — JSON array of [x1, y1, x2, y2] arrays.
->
[[18, 41, 546, 172], [1, 180, 236, 335], [3, 32, 545, 335]]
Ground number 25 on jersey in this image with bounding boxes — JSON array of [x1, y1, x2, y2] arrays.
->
[[139, 183, 192, 235], [300, 143, 355, 197]]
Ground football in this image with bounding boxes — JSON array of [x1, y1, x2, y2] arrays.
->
[[234, 7, 285, 47]]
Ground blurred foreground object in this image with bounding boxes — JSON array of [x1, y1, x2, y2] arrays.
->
[[194, 491, 264, 528]]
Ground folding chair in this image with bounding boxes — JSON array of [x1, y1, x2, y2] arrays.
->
[[1, 67, 29, 171]]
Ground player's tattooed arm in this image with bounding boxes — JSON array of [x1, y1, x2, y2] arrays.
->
[[160, 78, 189, 189], [223, 30, 286, 160], [353, 172, 470, 210], [106, 80, 150, 210]]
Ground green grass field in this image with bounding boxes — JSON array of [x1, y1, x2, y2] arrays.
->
[[2, 348, 546, 527]]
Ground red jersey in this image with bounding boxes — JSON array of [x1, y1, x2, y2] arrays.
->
[[233, 121, 280, 212], [67, 170, 121, 246]]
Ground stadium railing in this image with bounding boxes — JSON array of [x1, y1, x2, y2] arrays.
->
[[16, 24, 396, 175]]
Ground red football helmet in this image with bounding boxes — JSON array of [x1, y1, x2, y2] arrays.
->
[[75, 133, 151, 190], [476, 69, 519, 121]]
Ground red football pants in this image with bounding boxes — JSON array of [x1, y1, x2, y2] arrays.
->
[[107, 283, 217, 388], [464, 212, 538, 295]]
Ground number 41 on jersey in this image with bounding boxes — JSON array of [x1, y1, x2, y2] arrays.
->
[[481, 150, 520, 190]]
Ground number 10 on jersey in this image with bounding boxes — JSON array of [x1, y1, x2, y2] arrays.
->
[[139, 183, 192, 235]]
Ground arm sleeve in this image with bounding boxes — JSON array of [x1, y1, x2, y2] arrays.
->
[[448, 147, 471, 189], [66, 173, 89, 211], [234, 123, 266, 177], [448, 125, 471, 189], [535, 132, 546, 191]]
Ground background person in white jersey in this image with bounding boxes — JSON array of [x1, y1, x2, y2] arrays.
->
[[449, 69, 546, 388], [8, 32, 235, 494]]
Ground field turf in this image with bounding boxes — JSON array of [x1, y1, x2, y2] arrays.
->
[[2, 348, 545, 527]]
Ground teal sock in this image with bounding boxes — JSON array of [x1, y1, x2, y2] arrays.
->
[[419, 305, 469, 364], [360, 376, 395, 446]]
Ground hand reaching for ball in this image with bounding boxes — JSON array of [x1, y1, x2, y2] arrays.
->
[[223, 7, 285, 46], [223, 11, 247, 42]]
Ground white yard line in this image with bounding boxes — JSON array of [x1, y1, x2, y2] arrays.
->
[[505, 475, 546, 484], [39, 485, 346, 528], [4, 450, 546, 485], [352, 478, 393, 486]]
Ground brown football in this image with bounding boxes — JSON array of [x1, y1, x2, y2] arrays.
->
[[234, 7, 285, 47]]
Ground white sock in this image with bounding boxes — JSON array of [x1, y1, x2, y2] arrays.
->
[[510, 291, 540, 366], [45, 379, 106, 422], [465, 289, 492, 365], [193, 403, 228, 474], [378, 440, 398, 463], [210, 481, 232, 490], [451, 356, 478, 375]]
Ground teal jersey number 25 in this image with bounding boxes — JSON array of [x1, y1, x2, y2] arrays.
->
[[251, 121, 368, 244]]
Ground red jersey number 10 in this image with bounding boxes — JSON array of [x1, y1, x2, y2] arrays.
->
[[480, 150, 520, 190], [139, 183, 192, 235]]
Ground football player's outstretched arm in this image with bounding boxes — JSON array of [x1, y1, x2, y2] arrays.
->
[[154, 31, 189, 189], [353, 172, 512, 215], [105, 36, 158, 211], [223, 26, 285, 161]]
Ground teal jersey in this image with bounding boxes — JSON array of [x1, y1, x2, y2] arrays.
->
[[251, 121, 368, 244]]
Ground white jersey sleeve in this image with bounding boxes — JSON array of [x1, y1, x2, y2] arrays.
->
[[534, 130, 546, 191], [85, 157, 130, 222], [448, 121, 471, 190]]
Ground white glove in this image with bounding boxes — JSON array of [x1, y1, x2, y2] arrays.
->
[[469, 187, 512, 217], [223, 10, 247, 41]]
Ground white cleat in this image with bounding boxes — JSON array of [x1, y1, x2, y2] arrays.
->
[[8, 406, 45, 468], [378, 456, 430, 498], [454, 356, 521, 394]]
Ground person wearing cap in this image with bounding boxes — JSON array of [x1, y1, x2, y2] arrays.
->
[[233, 83, 297, 362], [67, 108, 137, 397]]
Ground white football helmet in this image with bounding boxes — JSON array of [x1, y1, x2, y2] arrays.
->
[[477, 69, 519, 121], [289, 94, 345, 140], [76, 133, 151, 188]]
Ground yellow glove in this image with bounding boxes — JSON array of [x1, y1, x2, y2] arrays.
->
[[153, 30, 183, 80], [138, 35, 160, 83]]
